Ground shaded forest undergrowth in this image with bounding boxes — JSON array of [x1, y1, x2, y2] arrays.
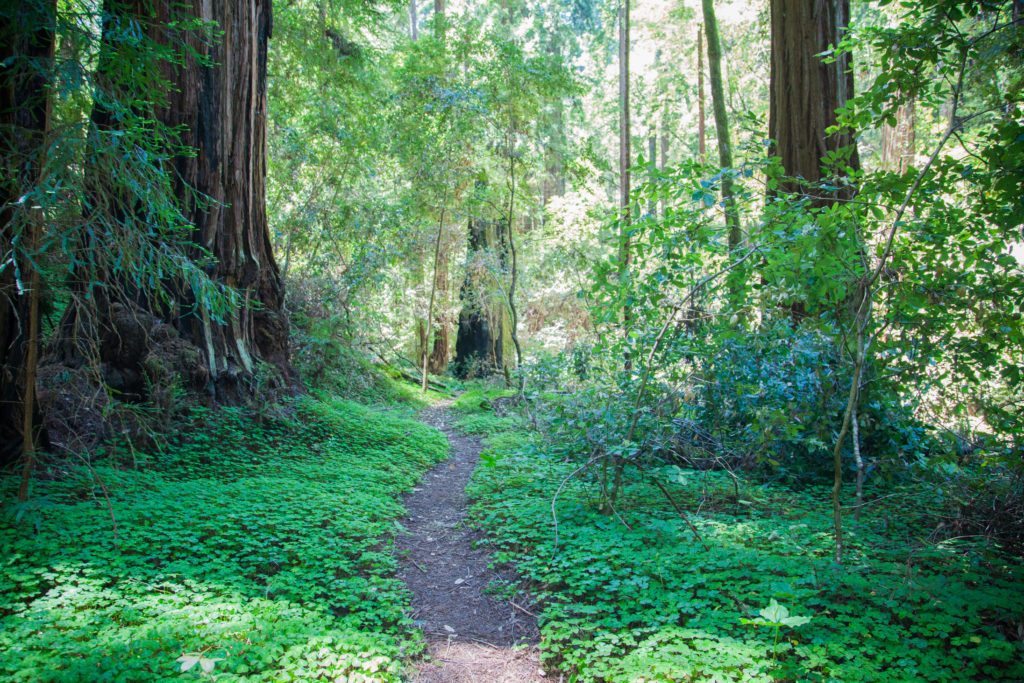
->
[[2, 375, 1023, 682], [460, 388, 1024, 682], [0, 391, 447, 682]]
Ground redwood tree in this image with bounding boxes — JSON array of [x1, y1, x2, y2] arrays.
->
[[155, 0, 290, 394], [767, 0, 861, 324], [0, 1, 54, 466], [881, 97, 916, 172], [769, 0, 859, 199], [768, 0, 862, 562], [453, 218, 506, 378]]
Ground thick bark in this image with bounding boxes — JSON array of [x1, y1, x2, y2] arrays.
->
[[768, 0, 861, 323], [51, 0, 149, 370], [0, 1, 54, 467], [428, 324, 448, 374], [155, 0, 290, 397], [769, 0, 859, 200], [454, 219, 505, 378]]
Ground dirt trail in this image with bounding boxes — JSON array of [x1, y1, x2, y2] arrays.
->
[[397, 403, 546, 683]]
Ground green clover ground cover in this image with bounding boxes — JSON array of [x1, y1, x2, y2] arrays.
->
[[464, 404, 1024, 682], [0, 396, 447, 682]]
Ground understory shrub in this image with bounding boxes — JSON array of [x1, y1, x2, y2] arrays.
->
[[466, 408, 1024, 682], [288, 273, 435, 405], [695, 323, 934, 480]]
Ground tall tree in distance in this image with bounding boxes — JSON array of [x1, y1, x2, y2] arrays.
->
[[454, 218, 506, 378], [881, 97, 915, 172], [618, 0, 631, 351], [697, 24, 706, 162], [427, 247, 450, 376], [422, 202, 447, 391], [434, 0, 444, 35], [701, 0, 742, 302]]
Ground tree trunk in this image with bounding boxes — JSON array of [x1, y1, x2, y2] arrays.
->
[[881, 96, 915, 173], [427, 245, 449, 375], [428, 322, 448, 374], [540, 30, 567, 209], [410, 0, 418, 40], [454, 218, 505, 378], [0, 1, 54, 467], [659, 100, 669, 217], [768, 0, 860, 322], [434, 0, 444, 36], [423, 215, 448, 385], [768, 0, 859, 200], [768, 0, 862, 562], [697, 24, 706, 162], [155, 0, 290, 398], [647, 133, 657, 215], [618, 0, 632, 353], [618, 0, 631, 224], [702, 0, 743, 302]]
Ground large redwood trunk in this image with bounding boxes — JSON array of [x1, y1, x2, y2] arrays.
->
[[768, 0, 861, 322], [155, 0, 290, 396], [453, 218, 505, 379], [0, 2, 53, 466], [769, 0, 859, 200]]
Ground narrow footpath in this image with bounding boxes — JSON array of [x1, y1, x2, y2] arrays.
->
[[397, 402, 546, 683]]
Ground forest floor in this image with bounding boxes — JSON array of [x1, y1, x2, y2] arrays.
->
[[398, 402, 547, 682]]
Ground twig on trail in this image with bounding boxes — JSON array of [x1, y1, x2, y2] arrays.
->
[[411, 559, 428, 573], [510, 600, 538, 618]]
